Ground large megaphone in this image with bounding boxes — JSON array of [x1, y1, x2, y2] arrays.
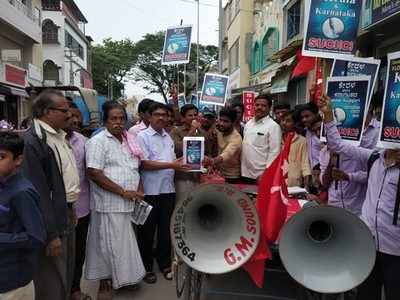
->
[[171, 184, 260, 274], [279, 204, 376, 294]]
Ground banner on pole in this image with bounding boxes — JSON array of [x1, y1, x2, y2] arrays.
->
[[331, 57, 380, 107], [161, 25, 193, 65], [322, 76, 370, 145], [378, 51, 400, 149], [302, 0, 362, 59], [243, 91, 256, 122], [200, 73, 229, 107]]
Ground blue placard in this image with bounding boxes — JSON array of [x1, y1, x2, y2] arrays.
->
[[200, 73, 229, 107], [302, 0, 362, 59], [331, 57, 380, 106], [378, 51, 400, 149], [162, 25, 193, 65], [186, 140, 202, 170], [325, 76, 370, 145]]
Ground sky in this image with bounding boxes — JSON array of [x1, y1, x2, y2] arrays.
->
[[74, 0, 221, 100]]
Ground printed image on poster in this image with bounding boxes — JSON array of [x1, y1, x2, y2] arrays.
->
[[191, 92, 216, 112], [162, 25, 193, 65], [242, 91, 256, 122], [183, 137, 205, 172], [302, 0, 362, 59], [378, 51, 400, 149], [322, 76, 370, 145], [178, 93, 186, 109], [200, 73, 229, 106], [331, 57, 380, 106]]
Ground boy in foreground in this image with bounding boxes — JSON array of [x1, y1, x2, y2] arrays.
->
[[0, 132, 46, 300]]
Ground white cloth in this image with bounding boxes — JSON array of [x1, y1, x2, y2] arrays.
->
[[86, 129, 141, 213], [35, 119, 80, 203], [241, 115, 282, 179], [0, 281, 34, 300], [84, 211, 145, 289]]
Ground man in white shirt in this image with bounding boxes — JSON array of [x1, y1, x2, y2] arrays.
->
[[241, 94, 282, 184]]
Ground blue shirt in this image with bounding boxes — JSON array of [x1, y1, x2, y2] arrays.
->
[[137, 125, 176, 196], [0, 173, 46, 293]]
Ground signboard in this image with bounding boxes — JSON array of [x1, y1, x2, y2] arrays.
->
[[302, 0, 362, 59], [371, 0, 400, 27], [161, 25, 193, 65], [378, 51, 400, 149], [242, 91, 256, 122], [1, 49, 21, 62], [271, 69, 291, 94], [28, 63, 42, 82], [3, 63, 26, 88], [323, 76, 370, 145], [330, 57, 380, 106], [200, 73, 229, 107]]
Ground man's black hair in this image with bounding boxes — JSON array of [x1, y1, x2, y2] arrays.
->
[[68, 102, 79, 109], [138, 98, 155, 114], [310, 114, 323, 126], [102, 101, 127, 123], [282, 109, 295, 119], [312, 163, 321, 171], [254, 94, 272, 107], [0, 132, 24, 158], [231, 100, 244, 111], [32, 89, 64, 119], [219, 107, 237, 123], [274, 103, 291, 111], [299, 102, 319, 115], [165, 103, 174, 113], [180, 104, 198, 117], [148, 102, 168, 115]]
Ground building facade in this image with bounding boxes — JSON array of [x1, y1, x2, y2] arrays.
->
[[0, 0, 43, 127], [221, 0, 254, 95], [41, 0, 92, 88]]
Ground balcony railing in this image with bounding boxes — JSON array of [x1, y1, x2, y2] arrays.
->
[[8, 0, 40, 25]]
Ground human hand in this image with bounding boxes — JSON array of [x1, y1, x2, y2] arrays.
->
[[172, 158, 192, 172], [203, 156, 213, 168], [331, 168, 349, 181], [46, 237, 63, 257], [318, 94, 334, 122], [121, 190, 144, 201], [191, 120, 201, 131]]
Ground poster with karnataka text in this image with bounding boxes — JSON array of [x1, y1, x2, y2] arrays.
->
[[302, 0, 362, 59], [322, 76, 370, 145], [161, 25, 192, 65], [200, 73, 229, 107], [378, 51, 400, 149]]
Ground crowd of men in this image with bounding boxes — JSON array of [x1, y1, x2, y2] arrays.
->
[[0, 86, 399, 300]]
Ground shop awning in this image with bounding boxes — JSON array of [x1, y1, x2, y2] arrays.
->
[[231, 82, 271, 96], [271, 39, 303, 62], [0, 83, 29, 98], [271, 68, 292, 94]]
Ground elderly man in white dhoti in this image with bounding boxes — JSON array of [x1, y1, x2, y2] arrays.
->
[[85, 101, 145, 298]]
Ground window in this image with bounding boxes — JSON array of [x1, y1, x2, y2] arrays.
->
[[42, 0, 60, 10], [287, 1, 301, 41], [42, 19, 58, 43], [252, 42, 260, 74], [229, 39, 239, 73], [65, 32, 84, 59], [262, 28, 279, 68], [43, 60, 59, 83]]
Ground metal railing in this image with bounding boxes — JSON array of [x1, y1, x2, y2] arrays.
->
[[8, 0, 40, 25]]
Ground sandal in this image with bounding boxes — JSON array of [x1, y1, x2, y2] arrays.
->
[[143, 272, 157, 284], [162, 268, 173, 281]]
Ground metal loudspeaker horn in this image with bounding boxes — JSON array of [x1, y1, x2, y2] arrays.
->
[[279, 205, 376, 294], [171, 184, 260, 274]]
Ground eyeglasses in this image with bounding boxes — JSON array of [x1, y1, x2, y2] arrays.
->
[[49, 108, 69, 114]]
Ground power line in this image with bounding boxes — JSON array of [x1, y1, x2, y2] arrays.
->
[[178, 0, 218, 8]]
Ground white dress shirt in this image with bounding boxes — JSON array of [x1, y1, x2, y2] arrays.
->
[[241, 115, 282, 179]]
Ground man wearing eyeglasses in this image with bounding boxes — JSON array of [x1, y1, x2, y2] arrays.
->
[[21, 89, 80, 300]]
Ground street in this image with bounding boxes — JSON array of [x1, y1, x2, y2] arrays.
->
[[81, 271, 178, 300]]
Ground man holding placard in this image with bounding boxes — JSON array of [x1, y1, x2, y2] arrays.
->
[[319, 94, 400, 300]]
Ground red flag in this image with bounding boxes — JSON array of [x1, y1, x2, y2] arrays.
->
[[243, 132, 295, 287], [292, 51, 315, 79]]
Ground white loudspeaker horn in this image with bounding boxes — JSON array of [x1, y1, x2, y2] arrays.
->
[[171, 184, 260, 274], [279, 205, 376, 294]]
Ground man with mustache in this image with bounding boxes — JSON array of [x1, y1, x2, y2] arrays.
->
[[241, 94, 282, 184], [85, 101, 145, 298]]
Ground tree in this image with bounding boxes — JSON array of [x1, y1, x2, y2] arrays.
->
[[92, 38, 137, 99], [133, 32, 218, 102]]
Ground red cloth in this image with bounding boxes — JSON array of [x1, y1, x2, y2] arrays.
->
[[242, 132, 295, 288], [292, 51, 315, 79]]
